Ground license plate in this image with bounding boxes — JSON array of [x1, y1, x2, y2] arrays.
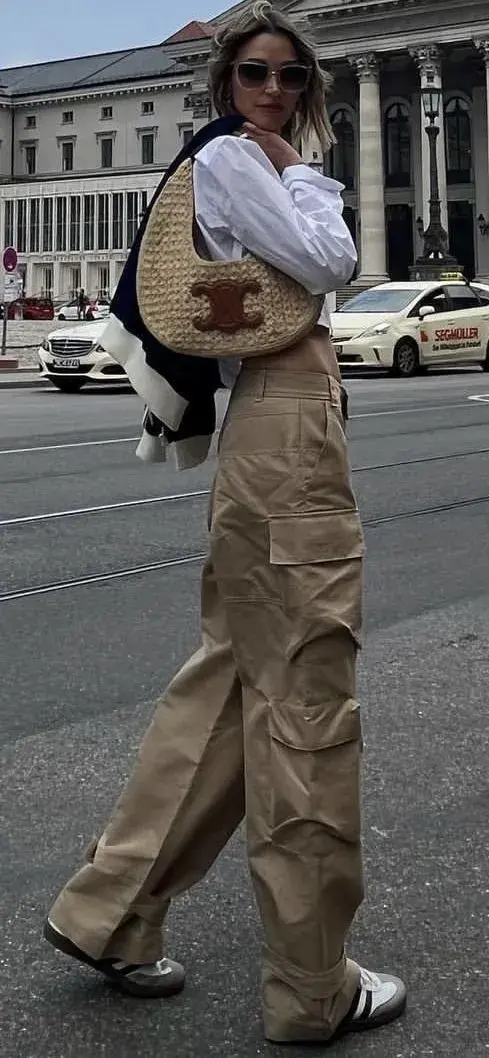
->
[[53, 357, 80, 368], [333, 344, 343, 356]]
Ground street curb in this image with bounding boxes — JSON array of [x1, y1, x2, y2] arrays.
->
[[0, 378, 48, 390]]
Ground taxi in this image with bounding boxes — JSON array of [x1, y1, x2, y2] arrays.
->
[[331, 275, 489, 376]]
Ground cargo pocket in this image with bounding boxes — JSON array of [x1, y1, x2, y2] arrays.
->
[[269, 508, 364, 566], [268, 696, 362, 850]]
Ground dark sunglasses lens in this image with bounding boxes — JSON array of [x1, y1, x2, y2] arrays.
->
[[238, 62, 268, 86], [280, 65, 309, 90]]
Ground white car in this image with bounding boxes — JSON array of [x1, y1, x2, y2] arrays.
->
[[331, 278, 489, 377], [38, 320, 127, 392], [56, 297, 111, 321]]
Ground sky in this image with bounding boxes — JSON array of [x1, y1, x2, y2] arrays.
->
[[1, 0, 223, 69]]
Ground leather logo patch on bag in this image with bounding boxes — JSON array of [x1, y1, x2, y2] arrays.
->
[[191, 279, 264, 334]]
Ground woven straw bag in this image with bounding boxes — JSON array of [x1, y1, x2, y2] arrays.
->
[[136, 159, 323, 358]]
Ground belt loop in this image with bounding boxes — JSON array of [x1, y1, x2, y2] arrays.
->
[[255, 369, 266, 402], [328, 376, 341, 409]]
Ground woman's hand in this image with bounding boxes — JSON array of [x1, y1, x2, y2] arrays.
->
[[241, 123, 303, 174]]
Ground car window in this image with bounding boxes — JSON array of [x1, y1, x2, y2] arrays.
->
[[444, 285, 481, 310], [338, 288, 424, 313], [471, 286, 489, 305], [408, 289, 450, 316]]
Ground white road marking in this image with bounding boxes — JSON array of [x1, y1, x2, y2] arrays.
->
[[0, 490, 210, 528], [467, 394, 489, 403], [351, 401, 471, 419], [0, 553, 206, 603], [0, 436, 138, 456]]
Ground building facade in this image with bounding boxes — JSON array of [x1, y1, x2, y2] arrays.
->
[[2, 0, 489, 298]]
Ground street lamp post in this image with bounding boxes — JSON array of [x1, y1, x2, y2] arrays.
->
[[410, 74, 460, 279]]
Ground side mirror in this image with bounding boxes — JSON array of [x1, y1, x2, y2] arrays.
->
[[419, 304, 436, 319]]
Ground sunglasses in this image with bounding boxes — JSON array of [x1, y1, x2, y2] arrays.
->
[[234, 60, 310, 93]]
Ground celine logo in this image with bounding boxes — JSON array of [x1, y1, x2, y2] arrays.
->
[[191, 279, 264, 333]]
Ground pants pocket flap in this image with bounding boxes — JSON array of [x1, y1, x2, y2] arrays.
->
[[270, 697, 361, 750], [269, 510, 364, 565]]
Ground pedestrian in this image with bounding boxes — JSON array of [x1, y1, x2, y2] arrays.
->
[[44, 1, 406, 1044], [77, 288, 87, 320]]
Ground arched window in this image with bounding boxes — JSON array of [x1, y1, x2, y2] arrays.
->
[[328, 109, 355, 189], [384, 102, 411, 187], [445, 97, 471, 184]]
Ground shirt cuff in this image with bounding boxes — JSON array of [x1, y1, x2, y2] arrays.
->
[[281, 164, 345, 194]]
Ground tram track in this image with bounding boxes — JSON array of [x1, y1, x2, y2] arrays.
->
[[1, 445, 489, 529], [1, 491, 488, 604]]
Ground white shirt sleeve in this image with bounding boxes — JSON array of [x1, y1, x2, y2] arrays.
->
[[193, 135, 357, 295]]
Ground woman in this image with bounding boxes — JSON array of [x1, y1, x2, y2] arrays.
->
[[44, 2, 406, 1044]]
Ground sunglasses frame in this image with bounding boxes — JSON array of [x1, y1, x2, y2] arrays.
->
[[233, 59, 311, 93]]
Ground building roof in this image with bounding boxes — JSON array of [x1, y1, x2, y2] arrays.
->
[[163, 20, 215, 45], [0, 42, 192, 99]]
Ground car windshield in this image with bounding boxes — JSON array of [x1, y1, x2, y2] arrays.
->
[[339, 288, 424, 313]]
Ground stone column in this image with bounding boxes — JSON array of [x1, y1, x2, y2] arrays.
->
[[474, 40, 489, 278], [475, 39, 489, 185], [349, 54, 387, 282], [410, 45, 448, 231]]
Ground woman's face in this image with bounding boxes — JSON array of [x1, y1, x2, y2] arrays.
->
[[230, 32, 306, 134]]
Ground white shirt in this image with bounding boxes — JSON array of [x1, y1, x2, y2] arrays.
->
[[193, 135, 357, 386]]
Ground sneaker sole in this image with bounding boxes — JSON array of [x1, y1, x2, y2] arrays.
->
[[43, 919, 185, 998]]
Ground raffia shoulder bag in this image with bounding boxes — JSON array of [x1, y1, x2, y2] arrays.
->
[[136, 158, 322, 359]]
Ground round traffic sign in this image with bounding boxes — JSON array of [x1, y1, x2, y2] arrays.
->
[[2, 247, 18, 272]]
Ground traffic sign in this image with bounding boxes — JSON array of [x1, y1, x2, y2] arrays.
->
[[0, 271, 22, 303], [2, 246, 18, 272]]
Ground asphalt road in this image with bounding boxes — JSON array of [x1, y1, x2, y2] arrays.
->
[[1, 370, 489, 1058]]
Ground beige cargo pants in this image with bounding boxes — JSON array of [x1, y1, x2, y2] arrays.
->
[[50, 366, 365, 1042]]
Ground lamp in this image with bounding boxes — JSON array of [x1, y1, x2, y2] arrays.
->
[[421, 74, 442, 121], [478, 213, 489, 236]]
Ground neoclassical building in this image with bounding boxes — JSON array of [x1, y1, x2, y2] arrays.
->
[[1, 0, 489, 298]]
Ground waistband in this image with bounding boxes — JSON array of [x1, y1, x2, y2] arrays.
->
[[233, 367, 342, 406]]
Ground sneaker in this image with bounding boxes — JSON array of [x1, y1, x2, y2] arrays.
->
[[340, 963, 407, 1034], [43, 918, 185, 998]]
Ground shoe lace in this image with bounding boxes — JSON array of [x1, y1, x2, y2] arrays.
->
[[359, 966, 380, 992]]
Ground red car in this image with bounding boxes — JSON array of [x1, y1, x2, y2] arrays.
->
[[6, 296, 54, 321]]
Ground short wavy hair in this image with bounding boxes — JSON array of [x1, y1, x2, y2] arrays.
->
[[208, 1, 335, 152]]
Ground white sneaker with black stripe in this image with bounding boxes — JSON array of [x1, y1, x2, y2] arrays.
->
[[342, 963, 407, 1033]]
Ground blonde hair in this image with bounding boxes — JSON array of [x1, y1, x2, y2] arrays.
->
[[208, 1, 335, 152]]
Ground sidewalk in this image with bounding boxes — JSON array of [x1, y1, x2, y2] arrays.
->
[[0, 366, 47, 389]]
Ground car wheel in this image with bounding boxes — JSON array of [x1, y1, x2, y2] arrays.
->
[[57, 313, 65, 320], [391, 339, 420, 378], [50, 378, 86, 393]]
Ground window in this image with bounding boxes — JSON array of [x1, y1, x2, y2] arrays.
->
[[97, 193, 109, 250], [444, 284, 481, 311], [384, 103, 411, 188], [62, 141, 74, 171], [126, 191, 138, 246], [83, 194, 95, 250], [101, 105, 113, 120], [62, 110, 73, 124], [69, 267, 81, 299], [98, 264, 110, 299], [112, 192, 123, 249], [69, 196, 81, 251], [41, 265, 53, 299], [25, 115, 36, 129], [25, 145, 37, 175], [56, 196, 67, 251], [409, 289, 449, 316], [16, 200, 27, 252], [141, 132, 154, 165], [141, 100, 154, 115], [29, 199, 40, 252], [328, 109, 355, 190], [180, 125, 193, 146], [445, 98, 471, 184], [140, 190, 148, 216], [100, 137, 113, 168], [42, 198, 53, 251], [5, 201, 14, 246]]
